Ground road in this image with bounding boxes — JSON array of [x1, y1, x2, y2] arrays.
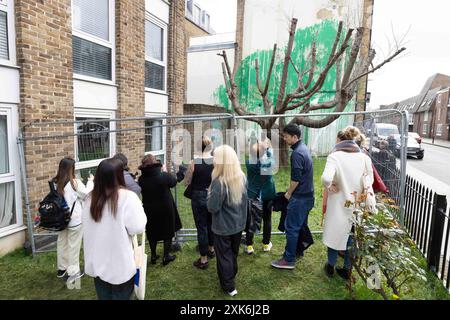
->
[[407, 143, 450, 187]]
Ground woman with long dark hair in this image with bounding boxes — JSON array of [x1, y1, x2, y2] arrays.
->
[[138, 154, 181, 266], [54, 156, 93, 280], [82, 158, 147, 300]]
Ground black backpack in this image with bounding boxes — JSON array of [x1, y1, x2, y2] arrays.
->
[[38, 181, 75, 231]]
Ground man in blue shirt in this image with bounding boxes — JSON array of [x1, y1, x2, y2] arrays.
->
[[272, 124, 314, 269]]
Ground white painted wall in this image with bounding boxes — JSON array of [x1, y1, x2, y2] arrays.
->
[[73, 80, 117, 110], [145, 92, 168, 114], [0, 67, 19, 104], [242, 0, 365, 57], [187, 47, 235, 105]]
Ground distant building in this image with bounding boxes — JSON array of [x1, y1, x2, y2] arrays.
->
[[380, 73, 450, 141]]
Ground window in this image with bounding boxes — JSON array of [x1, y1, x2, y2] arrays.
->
[[145, 116, 166, 163], [145, 17, 166, 92], [186, 0, 193, 19], [0, 108, 19, 231], [437, 94, 442, 104], [436, 124, 443, 136], [193, 5, 201, 25], [437, 108, 441, 121], [422, 123, 428, 135], [448, 97, 450, 106], [424, 111, 429, 122], [72, 0, 114, 82], [74, 110, 116, 171], [0, 10, 8, 60]]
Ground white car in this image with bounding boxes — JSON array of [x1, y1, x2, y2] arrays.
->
[[393, 133, 424, 160]]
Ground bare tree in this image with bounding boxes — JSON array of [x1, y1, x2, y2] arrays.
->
[[219, 18, 405, 131]]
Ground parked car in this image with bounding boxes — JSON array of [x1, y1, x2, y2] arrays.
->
[[393, 134, 424, 160], [408, 132, 423, 144]]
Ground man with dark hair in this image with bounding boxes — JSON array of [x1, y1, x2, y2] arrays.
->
[[112, 153, 141, 196], [271, 124, 314, 269]]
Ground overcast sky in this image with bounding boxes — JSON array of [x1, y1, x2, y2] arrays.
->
[[194, 0, 450, 110], [367, 0, 450, 109]]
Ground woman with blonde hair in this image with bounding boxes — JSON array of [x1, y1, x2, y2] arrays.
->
[[207, 145, 247, 297], [321, 126, 374, 280]]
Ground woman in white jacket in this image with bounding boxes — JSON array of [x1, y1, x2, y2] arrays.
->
[[83, 158, 147, 300], [53, 157, 94, 280], [321, 126, 374, 280]]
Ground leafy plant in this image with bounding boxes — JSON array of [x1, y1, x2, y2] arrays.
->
[[346, 193, 428, 300]]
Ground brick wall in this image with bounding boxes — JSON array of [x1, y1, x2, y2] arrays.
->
[[115, 0, 146, 173], [15, 0, 74, 211], [434, 91, 450, 141]]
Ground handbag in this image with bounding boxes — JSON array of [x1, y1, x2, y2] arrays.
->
[[247, 198, 263, 233], [133, 232, 148, 300], [183, 184, 193, 199], [362, 158, 377, 214]]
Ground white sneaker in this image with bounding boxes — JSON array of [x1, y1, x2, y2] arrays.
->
[[263, 242, 273, 252], [245, 245, 254, 255], [227, 289, 238, 297]]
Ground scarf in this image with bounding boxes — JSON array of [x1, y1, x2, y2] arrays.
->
[[332, 140, 361, 153]]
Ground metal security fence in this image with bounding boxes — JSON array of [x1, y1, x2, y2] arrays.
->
[[18, 109, 409, 257]]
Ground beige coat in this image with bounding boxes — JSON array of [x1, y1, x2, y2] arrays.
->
[[321, 151, 374, 250]]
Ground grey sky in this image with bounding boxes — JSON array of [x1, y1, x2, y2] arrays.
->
[[367, 0, 450, 109], [197, 0, 450, 110]]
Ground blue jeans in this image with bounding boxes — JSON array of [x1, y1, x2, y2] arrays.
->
[[191, 190, 214, 256], [283, 195, 315, 263], [327, 237, 353, 269]]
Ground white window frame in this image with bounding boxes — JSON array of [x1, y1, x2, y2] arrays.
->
[[0, 105, 24, 236], [71, 0, 116, 85], [145, 13, 167, 95], [74, 109, 116, 171], [424, 111, 429, 122], [144, 113, 166, 162], [422, 123, 428, 135], [193, 4, 201, 25], [0, 0, 17, 67]]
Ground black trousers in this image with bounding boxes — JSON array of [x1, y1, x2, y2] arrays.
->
[[94, 276, 135, 300], [149, 238, 172, 258], [191, 190, 214, 256], [214, 231, 242, 292], [246, 200, 272, 245]]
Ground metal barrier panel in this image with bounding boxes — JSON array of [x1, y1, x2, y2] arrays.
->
[[18, 110, 408, 256]]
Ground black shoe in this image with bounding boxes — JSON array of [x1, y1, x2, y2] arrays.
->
[[163, 255, 176, 266], [207, 251, 216, 259], [150, 255, 160, 265], [324, 263, 335, 278], [170, 243, 182, 253], [336, 267, 351, 280], [57, 270, 67, 278], [193, 258, 209, 270]]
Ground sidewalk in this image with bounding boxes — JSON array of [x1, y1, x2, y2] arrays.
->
[[421, 137, 450, 149]]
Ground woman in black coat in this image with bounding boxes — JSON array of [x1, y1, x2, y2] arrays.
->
[[138, 154, 181, 266]]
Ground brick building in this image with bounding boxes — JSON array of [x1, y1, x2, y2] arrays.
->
[[0, 0, 189, 255], [380, 73, 450, 141]]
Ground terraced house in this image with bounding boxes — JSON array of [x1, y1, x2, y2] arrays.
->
[[0, 0, 197, 256]]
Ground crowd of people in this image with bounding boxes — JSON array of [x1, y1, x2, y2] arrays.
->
[[50, 123, 376, 300]]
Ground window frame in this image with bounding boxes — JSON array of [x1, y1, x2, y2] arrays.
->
[[0, 0, 16, 67], [422, 123, 428, 135], [436, 124, 443, 136], [74, 109, 116, 171], [193, 4, 201, 25], [71, 0, 116, 85], [145, 13, 167, 94], [0, 105, 23, 236], [144, 113, 166, 161]]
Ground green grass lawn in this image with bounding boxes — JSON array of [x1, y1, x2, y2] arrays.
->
[[0, 158, 449, 300]]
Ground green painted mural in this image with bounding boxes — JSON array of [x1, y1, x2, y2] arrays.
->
[[213, 19, 356, 153]]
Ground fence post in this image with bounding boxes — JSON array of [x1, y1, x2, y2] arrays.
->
[[427, 193, 447, 273], [17, 134, 36, 257]]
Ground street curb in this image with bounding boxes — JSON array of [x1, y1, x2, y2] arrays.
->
[[422, 142, 450, 150]]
